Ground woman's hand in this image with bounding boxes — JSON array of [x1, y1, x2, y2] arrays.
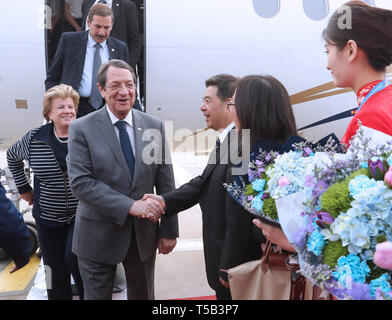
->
[[20, 190, 34, 206], [253, 219, 295, 252], [219, 269, 230, 289], [10, 265, 19, 274]]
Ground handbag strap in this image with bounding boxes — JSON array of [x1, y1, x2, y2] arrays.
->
[[260, 240, 272, 273], [261, 240, 290, 271], [260, 240, 273, 264]]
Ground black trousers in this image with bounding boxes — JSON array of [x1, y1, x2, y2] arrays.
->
[[35, 220, 84, 300]]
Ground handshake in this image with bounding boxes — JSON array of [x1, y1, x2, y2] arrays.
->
[[128, 194, 166, 222]]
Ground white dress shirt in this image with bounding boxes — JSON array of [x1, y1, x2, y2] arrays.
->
[[218, 122, 235, 143], [106, 105, 136, 155], [78, 32, 110, 98]]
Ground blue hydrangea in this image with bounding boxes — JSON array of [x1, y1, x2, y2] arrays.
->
[[266, 151, 314, 198], [252, 179, 266, 192], [307, 226, 326, 256], [348, 175, 377, 198], [370, 273, 392, 299], [360, 161, 368, 169], [332, 254, 370, 288], [387, 153, 392, 167], [252, 197, 264, 212], [327, 174, 392, 257]]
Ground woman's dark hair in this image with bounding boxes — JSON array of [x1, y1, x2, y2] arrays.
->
[[235, 75, 297, 145], [322, 1, 392, 72]]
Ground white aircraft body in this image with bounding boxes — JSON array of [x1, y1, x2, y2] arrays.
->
[[0, 1, 46, 148], [1, 0, 392, 149], [1, 0, 392, 299], [145, 0, 392, 145]]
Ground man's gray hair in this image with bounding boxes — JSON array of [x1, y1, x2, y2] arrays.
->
[[87, 3, 114, 25], [98, 59, 136, 88]]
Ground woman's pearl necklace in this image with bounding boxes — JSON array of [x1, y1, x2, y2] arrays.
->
[[53, 127, 68, 144]]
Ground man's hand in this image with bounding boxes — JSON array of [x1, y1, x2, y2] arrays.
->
[[129, 198, 165, 222], [20, 190, 34, 206], [142, 193, 166, 210], [158, 238, 177, 254]]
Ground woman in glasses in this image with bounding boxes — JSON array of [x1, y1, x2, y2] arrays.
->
[[230, 75, 299, 253]]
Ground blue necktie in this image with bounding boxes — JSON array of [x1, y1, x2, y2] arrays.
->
[[115, 120, 135, 178], [90, 43, 103, 109], [215, 138, 221, 164]]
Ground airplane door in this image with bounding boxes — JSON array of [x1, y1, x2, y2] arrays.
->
[[0, 0, 46, 149]]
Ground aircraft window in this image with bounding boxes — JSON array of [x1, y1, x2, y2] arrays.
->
[[252, 0, 280, 19], [361, 0, 375, 5], [302, 0, 329, 21]]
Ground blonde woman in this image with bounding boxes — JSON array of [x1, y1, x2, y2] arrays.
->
[[7, 84, 84, 300]]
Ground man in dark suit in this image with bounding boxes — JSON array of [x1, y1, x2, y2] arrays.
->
[[45, 3, 141, 118], [0, 182, 30, 273], [81, 0, 141, 72], [144, 74, 260, 300], [67, 59, 178, 300]]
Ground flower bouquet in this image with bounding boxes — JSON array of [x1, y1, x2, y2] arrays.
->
[[224, 134, 340, 228], [292, 127, 392, 300]]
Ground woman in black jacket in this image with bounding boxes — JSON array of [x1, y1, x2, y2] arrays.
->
[[7, 84, 84, 300], [228, 75, 299, 253]]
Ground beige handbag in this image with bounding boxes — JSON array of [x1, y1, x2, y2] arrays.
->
[[228, 241, 313, 300]]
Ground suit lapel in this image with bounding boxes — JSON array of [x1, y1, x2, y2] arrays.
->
[[96, 108, 133, 183], [203, 130, 233, 180], [131, 109, 144, 185], [76, 31, 89, 88], [107, 37, 118, 60]]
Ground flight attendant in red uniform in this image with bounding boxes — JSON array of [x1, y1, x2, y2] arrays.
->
[[253, 2, 392, 301], [323, 1, 392, 146]]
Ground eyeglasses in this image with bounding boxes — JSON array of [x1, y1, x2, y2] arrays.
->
[[105, 82, 135, 91], [227, 102, 236, 108]]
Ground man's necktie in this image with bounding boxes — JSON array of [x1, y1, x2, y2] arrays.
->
[[115, 120, 135, 178], [215, 138, 221, 164], [90, 43, 103, 109], [98, 0, 108, 4]]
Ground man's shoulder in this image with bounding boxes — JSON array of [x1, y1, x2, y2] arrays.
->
[[62, 30, 86, 39], [133, 110, 163, 128], [108, 35, 128, 48], [60, 31, 87, 44], [71, 109, 103, 129], [118, 0, 136, 9]]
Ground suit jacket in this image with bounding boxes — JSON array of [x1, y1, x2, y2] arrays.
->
[[0, 182, 30, 269], [67, 107, 178, 264], [82, 0, 141, 70], [163, 130, 260, 292], [45, 30, 130, 91]]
